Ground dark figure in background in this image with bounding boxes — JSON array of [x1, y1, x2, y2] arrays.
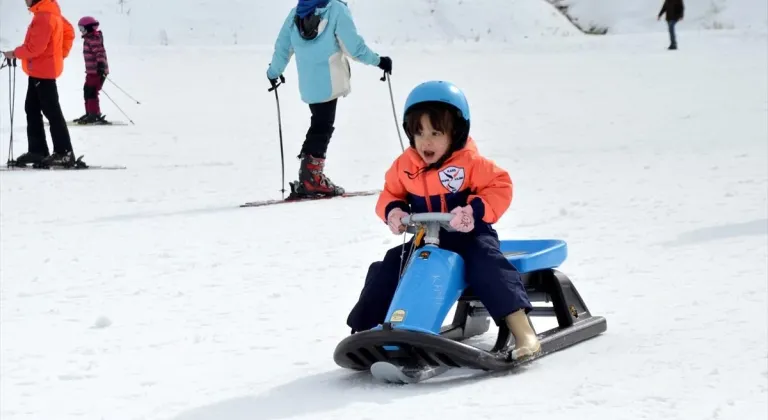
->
[[658, 0, 684, 50]]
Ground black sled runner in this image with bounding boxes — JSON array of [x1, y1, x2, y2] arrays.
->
[[333, 213, 607, 384]]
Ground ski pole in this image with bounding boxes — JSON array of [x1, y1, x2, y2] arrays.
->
[[102, 89, 135, 125], [268, 75, 286, 198], [380, 72, 404, 152], [0, 57, 12, 71], [105, 77, 141, 104], [6, 58, 17, 165]]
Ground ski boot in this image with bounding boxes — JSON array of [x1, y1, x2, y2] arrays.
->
[[72, 114, 89, 124], [76, 113, 111, 125], [289, 154, 345, 199], [37, 151, 79, 168], [8, 152, 48, 167]]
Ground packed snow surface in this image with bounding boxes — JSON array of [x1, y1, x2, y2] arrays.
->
[[0, 1, 766, 419]]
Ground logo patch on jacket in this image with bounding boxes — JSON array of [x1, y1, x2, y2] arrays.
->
[[439, 166, 465, 193]]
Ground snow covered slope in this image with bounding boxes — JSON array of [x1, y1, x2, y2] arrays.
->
[[0, 0, 580, 48], [555, 0, 768, 34], [1, 0, 767, 418], [0, 30, 766, 420]]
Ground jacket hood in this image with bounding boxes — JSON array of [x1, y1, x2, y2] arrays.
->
[[30, 0, 61, 15]]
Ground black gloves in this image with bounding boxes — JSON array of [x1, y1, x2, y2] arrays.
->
[[97, 62, 107, 81], [377, 56, 392, 75], [269, 74, 286, 90]]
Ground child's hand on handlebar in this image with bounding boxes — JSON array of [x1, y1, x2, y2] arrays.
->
[[387, 208, 409, 235], [450, 206, 474, 233]]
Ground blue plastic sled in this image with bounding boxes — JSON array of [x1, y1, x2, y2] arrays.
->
[[333, 213, 607, 383]]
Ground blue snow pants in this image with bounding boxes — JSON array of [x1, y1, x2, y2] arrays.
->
[[346, 232, 532, 333], [667, 20, 678, 47]]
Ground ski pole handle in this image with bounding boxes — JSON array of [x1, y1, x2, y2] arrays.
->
[[268, 75, 286, 92]]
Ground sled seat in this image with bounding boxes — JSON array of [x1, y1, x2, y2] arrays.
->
[[500, 239, 567, 273], [458, 239, 568, 303], [458, 271, 551, 303]]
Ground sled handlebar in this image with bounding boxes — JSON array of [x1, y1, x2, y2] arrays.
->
[[402, 213, 456, 243], [402, 213, 454, 225]]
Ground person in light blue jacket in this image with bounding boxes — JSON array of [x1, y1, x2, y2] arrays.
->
[[266, 0, 392, 197]]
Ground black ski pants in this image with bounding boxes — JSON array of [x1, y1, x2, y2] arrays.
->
[[300, 99, 337, 159], [346, 232, 533, 333], [25, 77, 73, 156]]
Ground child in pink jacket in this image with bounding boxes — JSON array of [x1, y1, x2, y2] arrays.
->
[[74, 16, 110, 125]]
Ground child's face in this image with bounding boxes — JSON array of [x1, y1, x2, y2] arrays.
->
[[414, 114, 451, 165]]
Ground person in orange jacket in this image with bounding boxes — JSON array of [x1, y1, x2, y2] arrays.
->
[[3, 0, 76, 167], [345, 81, 541, 361]]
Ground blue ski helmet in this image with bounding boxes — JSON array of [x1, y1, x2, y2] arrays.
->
[[402, 81, 471, 151]]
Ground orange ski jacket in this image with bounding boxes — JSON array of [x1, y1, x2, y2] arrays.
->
[[14, 0, 74, 80], [375, 137, 514, 232]]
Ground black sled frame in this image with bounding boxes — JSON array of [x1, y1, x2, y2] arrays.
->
[[334, 268, 607, 373]]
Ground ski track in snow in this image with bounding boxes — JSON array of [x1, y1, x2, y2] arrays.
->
[[0, 31, 766, 420]]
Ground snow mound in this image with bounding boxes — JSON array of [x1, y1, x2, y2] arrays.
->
[[0, 0, 580, 48]]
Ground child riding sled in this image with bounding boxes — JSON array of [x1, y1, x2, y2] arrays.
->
[[345, 81, 541, 361]]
